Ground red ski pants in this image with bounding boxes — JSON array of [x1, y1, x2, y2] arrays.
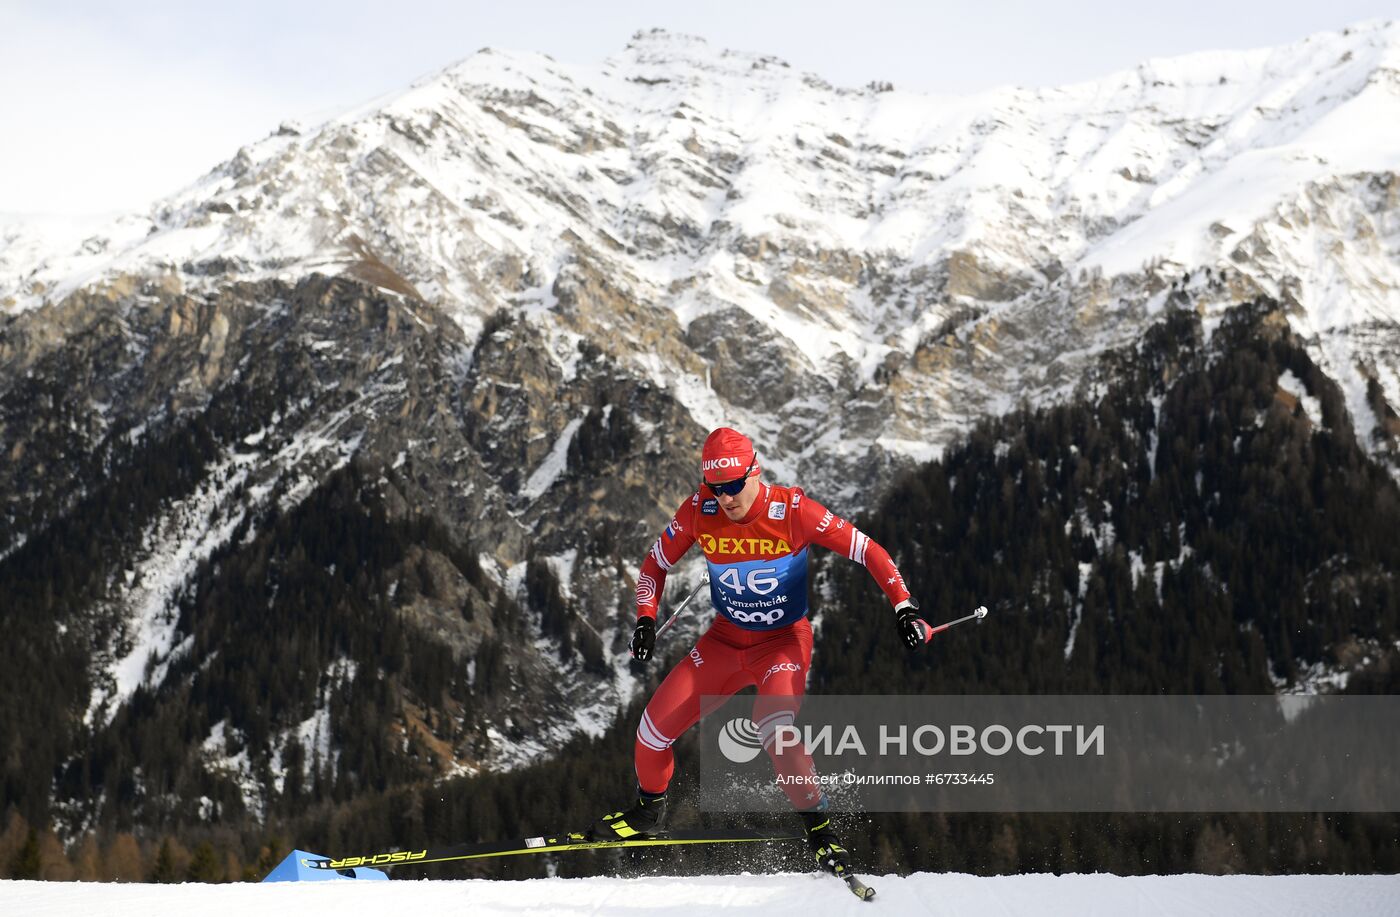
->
[[635, 615, 823, 810]]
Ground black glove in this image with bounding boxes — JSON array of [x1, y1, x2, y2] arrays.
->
[[895, 599, 930, 651], [630, 617, 657, 661]]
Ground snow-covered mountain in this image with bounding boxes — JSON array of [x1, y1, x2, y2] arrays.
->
[[3, 24, 1400, 825], [7, 25, 1400, 477]]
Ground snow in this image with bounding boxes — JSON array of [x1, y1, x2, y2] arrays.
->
[[202, 720, 229, 756], [79, 361, 375, 726], [2, 21, 1390, 321], [1128, 550, 1147, 588], [543, 549, 579, 599], [263, 398, 370, 510], [3, 873, 1398, 916], [519, 417, 582, 500], [1281, 657, 1357, 695], [275, 706, 333, 793], [0, 531, 26, 564], [1277, 370, 1323, 426], [85, 448, 260, 725], [199, 656, 359, 814], [1065, 561, 1094, 661], [1145, 392, 1165, 479]]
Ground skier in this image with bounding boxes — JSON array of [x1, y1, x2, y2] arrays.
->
[[590, 427, 930, 878]]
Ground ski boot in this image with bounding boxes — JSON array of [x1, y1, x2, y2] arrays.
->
[[799, 807, 854, 878], [588, 789, 668, 840]]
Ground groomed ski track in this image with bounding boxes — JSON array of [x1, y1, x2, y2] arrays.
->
[[5, 872, 1399, 916]]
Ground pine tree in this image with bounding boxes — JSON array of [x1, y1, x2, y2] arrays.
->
[[186, 841, 223, 882], [8, 828, 40, 880], [150, 838, 177, 883]]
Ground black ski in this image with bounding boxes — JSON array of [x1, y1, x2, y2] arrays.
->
[[303, 826, 801, 871], [840, 871, 877, 901]]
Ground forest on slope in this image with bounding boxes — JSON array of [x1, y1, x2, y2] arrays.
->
[[4, 299, 1398, 880]]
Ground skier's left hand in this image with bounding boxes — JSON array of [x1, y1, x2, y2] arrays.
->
[[895, 599, 931, 650]]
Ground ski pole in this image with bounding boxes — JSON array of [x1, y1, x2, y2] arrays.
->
[[925, 604, 989, 638], [655, 576, 709, 640]]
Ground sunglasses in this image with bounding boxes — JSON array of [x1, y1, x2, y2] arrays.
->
[[706, 456, 756, 497]]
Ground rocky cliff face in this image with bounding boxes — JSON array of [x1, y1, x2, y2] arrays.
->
[[2, 24, 1399, 827]]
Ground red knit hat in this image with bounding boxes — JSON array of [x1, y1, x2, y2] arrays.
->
[[701, 427, 760, 483]]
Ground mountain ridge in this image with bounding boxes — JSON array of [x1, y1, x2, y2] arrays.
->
[[4, 23, 1397, 484]]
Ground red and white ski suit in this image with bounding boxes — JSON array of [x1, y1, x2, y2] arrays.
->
[[633, 482, 911, 808]]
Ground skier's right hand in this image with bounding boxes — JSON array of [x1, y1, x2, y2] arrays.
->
[[895, 599, 932, 651], [630, 617, 657, 661]]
